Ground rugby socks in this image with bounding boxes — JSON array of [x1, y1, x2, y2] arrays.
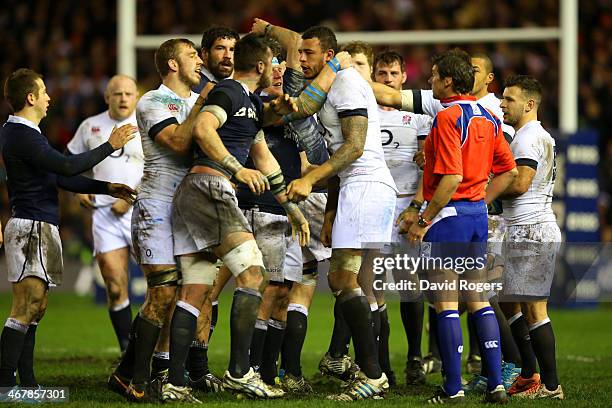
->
[[249, 319, 268, 371], [371, 303, 381, 353], [229, 288, 261, 378], [529, 319, 559, 391], [166, 302, 199, 386], [467, 313, 481, 360], [428, 304, 441, 358], [437, 310, 462, 396], [338, 289, 382, 379], [400, 301, 424, 359], [18, 322, 38, 386], [283, 304, 308, 377], [108, 300, 132, 352], [468, 313, 487, 377], [187, 342, 209, 380], [116, 315, 141, 379], [260, 319, 285, 384], [508, 313, 538, 378], [472, 307, 502, 390], [132, 314, 162, 384], [0, 318, 28, 387], [378, 304, 393, 377], [328, 300, 351, 358], [151, 351, 170, 377], [209, 301, 219, 341], [490, 298, 521, 366]]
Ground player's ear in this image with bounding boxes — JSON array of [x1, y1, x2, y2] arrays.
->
[[325, 49, 335, 62], [168, 58, 179, 73], [257, 60, 265, 75], [26, 91, 36, 107], [401, 71, 407, 85]]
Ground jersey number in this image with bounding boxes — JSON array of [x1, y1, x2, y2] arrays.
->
[[381, 130, 399, 148]]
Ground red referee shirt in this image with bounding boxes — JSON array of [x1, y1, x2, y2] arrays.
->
[[422, 95, 515, 202]]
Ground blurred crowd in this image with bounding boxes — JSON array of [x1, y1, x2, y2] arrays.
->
[[0, 0, 611, 246]]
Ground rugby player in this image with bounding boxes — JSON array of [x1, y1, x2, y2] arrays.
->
[[499, 75, 564, 399], [0, 68, 136, 394], [162, 33, 309, 402], [68, 75, 143, 353], [372, 50, 432, 386], [107, 38, 211, 402], [286, 25, 398, 401]]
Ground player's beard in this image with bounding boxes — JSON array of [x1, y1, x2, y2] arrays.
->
[[258, 71, 272, 90], [209, 57, 233, 79], [178, 66, 199, 88]]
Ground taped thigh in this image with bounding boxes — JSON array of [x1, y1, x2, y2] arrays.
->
[[146, 267, 180, 287], [221, 240, 265, 277], [179, 255, 217, 285], [329, 251, 362, 275]]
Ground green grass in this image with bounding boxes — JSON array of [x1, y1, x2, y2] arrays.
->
[[1, 292, 611, 406]]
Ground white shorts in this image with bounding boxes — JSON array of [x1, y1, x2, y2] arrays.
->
[[4, 218, 63, 286], [487, 214, 506, 265], [332, 181, 396, 249], [502, 222, 562, 299], [93, 206, 133, 255], [132, 198, 176, 265], [243, 208, 293, 283]]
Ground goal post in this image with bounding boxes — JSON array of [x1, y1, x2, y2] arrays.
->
[[117, 0, 577, 133]]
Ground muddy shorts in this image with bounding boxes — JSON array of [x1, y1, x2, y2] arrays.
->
[[173, 173, 252, 255], [4, 218, 63, 286]]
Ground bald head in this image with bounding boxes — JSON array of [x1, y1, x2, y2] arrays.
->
[[105, 75, 138, 121]]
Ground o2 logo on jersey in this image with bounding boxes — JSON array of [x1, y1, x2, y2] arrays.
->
[[234, 106, 258, 120], [91, 126, 100, 133], [167, 103, 179, 112], [402, 115, 412, 125], [381, 129, 399, 148]]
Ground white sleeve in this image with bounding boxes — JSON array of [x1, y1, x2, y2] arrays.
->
[[67, 120, 90, 154], [136, 95, 178, 139], [328, 70, 368, 115], [415, 114, 433, 138], [512, 133, 541, 163], [416, 89, 443, 117]]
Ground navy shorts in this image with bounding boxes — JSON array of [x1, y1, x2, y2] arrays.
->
[[421, 200, 488, 272]]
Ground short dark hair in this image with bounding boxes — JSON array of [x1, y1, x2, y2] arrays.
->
[[234, 33, 271, 73], [432, 48, 474, 94], [200, 26, 240, 52], [471, 52, 494, 74], [155, 38, 196, 78], [4, 68, 43, 112], [373, 51, 404, 73], [302, 26, 338, 53], [341, 41, 374, 67], [504, 75, 542, 104]]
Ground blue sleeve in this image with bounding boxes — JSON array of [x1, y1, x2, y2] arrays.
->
[[20, 131, 115, 177], [57, 175, 109, 194], [283, 67, 306, 97]]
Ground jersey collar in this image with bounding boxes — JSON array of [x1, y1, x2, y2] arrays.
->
[[6, 115, 41, 133], [440, 94, 477, 107]]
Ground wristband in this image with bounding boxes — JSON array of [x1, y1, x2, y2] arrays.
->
[[327, 57, 341, 73], [220, 155, 244, 175]]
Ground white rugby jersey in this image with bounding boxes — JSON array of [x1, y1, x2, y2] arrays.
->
[[502, 120, 557, 226], [68, 111, 144, 207], [378, 108, 431, 195], [318, 68, 396, 190], [410, 89, 515, 138], [136, 84, 199, 202]]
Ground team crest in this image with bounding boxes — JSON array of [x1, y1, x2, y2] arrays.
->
[[402, 115, 412, 125]]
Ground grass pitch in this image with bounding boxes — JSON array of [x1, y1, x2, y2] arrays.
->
[[0, 292, 610, 407]]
